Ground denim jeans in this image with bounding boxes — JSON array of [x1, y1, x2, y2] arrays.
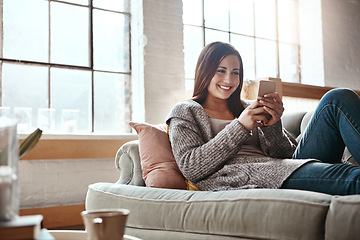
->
[[281, 88, 360, 195]]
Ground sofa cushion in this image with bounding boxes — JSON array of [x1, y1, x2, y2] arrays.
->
[[325, 195, 360, 240], [281, 111, 306, 139], [129, 121, 187, 190], [87, 183, 332, 240]]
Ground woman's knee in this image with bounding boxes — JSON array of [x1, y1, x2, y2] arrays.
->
[[321, 88, 359, 105], [346, 167, 360, 195]]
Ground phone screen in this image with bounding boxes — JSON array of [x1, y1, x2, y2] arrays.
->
[[258, 80, 276, 97]]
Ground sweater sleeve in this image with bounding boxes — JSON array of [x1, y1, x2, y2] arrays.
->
[[168, 116, 251, 183], [258, 120, 298, 158]]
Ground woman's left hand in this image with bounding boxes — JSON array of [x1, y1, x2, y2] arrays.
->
[[257, 92, 284, 126]]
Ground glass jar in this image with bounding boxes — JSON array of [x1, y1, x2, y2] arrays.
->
[[0, 117, 19, 221]]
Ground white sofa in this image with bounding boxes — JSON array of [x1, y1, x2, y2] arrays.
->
[[85, 111, 360, 240]]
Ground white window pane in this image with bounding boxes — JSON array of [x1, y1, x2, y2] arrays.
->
[[279, 43, 299, 83], [50, 68, 92, 133], [51, 2, 89, 67], [231, 34, 255, 80], [255, 39, 277, 78], [1, 63, 49, 132], [60, 0, 88, 5], [185, 79, 195, 93], [93, 0, 129, 12], [14, 107, 33, 133], [1, 63, 48, 109], [94, 72, 131, 133], [254, 0, 276, 40], [183, 0, 203, 26], [93, 10, 130, 72], [184, 26, 203, 80], [229, 0, 254, 36], [204, 0, 229, 31], [37, 108, 56, 133], [205, 29, 229, 45], [278, 0, 298, 43], [3, 0, 49, 62]]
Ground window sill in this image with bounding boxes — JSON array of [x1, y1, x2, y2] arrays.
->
[[19, 133, 138, 161], [19, 132, 137, 140]]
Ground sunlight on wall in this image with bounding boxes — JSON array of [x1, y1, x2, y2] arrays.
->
[[283, 96, 319, 114], [298, 0, 324, 86]]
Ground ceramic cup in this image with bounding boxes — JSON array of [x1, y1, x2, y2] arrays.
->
[[81, 209, 130, 240]]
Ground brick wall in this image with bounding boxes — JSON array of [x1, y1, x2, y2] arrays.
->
[[19, 158, 119, 208], [322, 0, 360, 89], [142, 0, 185, 124]]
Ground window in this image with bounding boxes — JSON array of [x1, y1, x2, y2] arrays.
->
[[0, 0, 131, 134], [183, 0, 299, 90]]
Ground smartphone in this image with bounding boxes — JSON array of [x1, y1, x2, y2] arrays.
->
[[257, 80, 276, 97]]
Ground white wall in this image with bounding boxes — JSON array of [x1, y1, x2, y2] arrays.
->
[[322, 0, 360, 89], [142, 0, 185, 124], [19, 158, 119, 208], [299, 0, 360, 89], [298, 0, 325, 86]]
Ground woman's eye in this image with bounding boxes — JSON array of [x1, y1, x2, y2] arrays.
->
[[232, 72, 239, 75], [217, 69, 225, 73]]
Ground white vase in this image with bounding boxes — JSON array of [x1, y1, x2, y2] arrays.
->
[[0, 117, 19, 221]]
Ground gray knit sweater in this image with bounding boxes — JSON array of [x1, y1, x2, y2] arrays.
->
[[166, 100, 312, 191]]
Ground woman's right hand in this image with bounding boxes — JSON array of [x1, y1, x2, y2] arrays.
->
[[237, 101, 271, 131]]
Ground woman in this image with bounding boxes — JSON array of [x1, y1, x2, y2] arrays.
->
[[166, 41, 360, 195]]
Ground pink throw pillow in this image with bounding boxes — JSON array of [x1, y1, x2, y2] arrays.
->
[[129, 121, 187, 190]]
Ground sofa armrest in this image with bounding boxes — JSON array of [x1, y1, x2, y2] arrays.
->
[[115, 140, 145, 186]]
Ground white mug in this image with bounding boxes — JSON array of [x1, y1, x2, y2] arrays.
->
[[81, 209, 130, 240]]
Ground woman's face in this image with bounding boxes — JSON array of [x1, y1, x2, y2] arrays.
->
[[207, 54, 241, 101]]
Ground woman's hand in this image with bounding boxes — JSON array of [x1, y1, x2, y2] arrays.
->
[[238, 92, 284, 131], [238, 100, 271, 131], [258, 92, 284, 127]]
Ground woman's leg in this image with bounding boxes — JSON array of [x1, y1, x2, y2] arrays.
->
[[281, 162, 360, 195], [293, 88, 360, 164]]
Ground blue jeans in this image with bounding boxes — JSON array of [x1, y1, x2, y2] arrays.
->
[[281, 88, 360, 195]]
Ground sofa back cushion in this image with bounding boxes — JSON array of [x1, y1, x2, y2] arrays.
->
[[281, 111, 307, 139]]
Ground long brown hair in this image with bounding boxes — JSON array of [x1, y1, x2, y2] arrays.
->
[[192, 42, 244, 118]]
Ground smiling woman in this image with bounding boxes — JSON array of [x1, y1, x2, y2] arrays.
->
[[192, 42, 244, 119], [203, 55, 241, 120], [166, 41, 360, 196]]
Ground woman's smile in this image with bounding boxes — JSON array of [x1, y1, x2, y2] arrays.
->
[[218, 85, 232, 90]]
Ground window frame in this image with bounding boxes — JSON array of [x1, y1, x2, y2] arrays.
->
[[0, 0, 132, 134], [183, 0, 300, 85]]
